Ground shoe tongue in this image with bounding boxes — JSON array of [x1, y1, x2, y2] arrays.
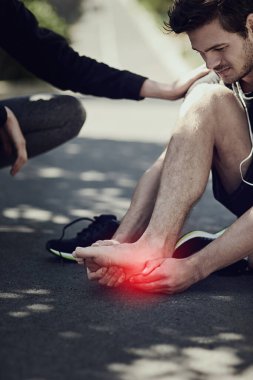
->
[[78, 214, 116, 237], [77, 215, 116, 243], [95, 214, 117, 221]]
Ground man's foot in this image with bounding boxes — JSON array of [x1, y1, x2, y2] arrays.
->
[[173, 229, 249, 276], [46, 214, 120, 261], [74, 240, 167, 277]]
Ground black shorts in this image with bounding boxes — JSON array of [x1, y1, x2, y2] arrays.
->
[[212, 164, 253, 217]]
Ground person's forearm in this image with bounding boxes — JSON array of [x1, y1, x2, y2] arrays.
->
[[140, 79, 182, 101], [1, 0, 147, 101], [188, 208, 253, 281], [113, 152, 165, 243]]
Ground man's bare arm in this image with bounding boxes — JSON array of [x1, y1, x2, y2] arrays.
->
[[190, 207, 253, 279]]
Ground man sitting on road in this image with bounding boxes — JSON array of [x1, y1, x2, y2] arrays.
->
[[74, 0, 253, 294]]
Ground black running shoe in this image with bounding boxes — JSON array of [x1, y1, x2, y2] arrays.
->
[[46, 214, 120, 261]]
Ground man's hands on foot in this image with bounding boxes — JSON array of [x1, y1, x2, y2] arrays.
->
[[73, 239, 201, 294], [73, 239, 168, 286], [75, 241, 201, 293], [129, 257, 201, 294]]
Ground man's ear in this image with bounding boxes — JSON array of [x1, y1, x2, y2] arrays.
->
[[246, 14, 253, 35]]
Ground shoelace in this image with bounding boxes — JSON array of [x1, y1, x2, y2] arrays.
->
[[57, 217, 94, 259], [57, 216, 117, 259], [58, 217, 94, 243]]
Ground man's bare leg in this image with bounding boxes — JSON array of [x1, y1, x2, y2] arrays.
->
[[74, 84, 251, 277], [142, 83, 251, 246], [113, 151, 166, 244]]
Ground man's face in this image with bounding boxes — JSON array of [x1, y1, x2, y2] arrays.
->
[[188, 17, 253, 85]]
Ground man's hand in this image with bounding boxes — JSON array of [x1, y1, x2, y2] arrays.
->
[[0, 107, 27, 175], [129, 257, 200, 294], [140, 65, 211, 100]]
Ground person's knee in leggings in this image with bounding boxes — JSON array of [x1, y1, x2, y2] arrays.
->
[[24, 94, 87, 159], [0, 94, 86, 168], [53, 95, 86, 141]]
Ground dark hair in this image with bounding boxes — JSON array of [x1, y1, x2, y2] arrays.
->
[[166, 0, 253, 37]]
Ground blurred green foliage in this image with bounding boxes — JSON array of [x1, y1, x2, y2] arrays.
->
[[24, 0, 68, 37], [0, 0, 69, 80]]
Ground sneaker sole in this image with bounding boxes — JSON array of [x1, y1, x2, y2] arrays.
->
[[175, 229, 225, 249], [47, 247, 76, 261], [173, 229, 226, 259]]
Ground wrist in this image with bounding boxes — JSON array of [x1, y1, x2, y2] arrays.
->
[[186, 253, 209, 282], [139, 232, 175, 258], [140, 79, 175, 100]]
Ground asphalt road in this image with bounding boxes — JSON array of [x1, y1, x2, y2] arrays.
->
[[1, 137, 253, 380]]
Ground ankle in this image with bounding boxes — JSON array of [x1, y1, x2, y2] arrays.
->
[[138, 234, 175, 258]]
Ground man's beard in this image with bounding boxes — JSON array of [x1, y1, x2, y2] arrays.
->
[[232, 39, 253, 83]]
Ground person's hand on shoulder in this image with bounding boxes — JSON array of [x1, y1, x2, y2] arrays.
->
[[140, 65, 213, 100], [0, 107, 27, 176]]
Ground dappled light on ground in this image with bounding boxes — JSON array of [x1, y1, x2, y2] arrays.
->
[[26, 303, 54, 313], [8, 311, 31, 318], [189, 332, 243, 344], [20, 289, 51, 295], [3, 205, 69, 224], [3, 205, 52, 221], [0, 225, 34, 233], [0, 292, 24, 299], [211, 295, 233, 301], [37, 167, 67, 178], [58, 331, 83, 339], [108, 343, 253, 380], [0, 288, 55, 319], [80, 170, 107, 182]]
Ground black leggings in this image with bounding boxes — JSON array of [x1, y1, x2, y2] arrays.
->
[[0, 94, 86, 168]]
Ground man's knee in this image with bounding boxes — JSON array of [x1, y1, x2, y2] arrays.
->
[[180, 83, 241, 129], [184, 83, 238, 112]]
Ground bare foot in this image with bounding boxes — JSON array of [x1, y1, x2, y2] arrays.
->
[[73, 241, 165, 277]]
